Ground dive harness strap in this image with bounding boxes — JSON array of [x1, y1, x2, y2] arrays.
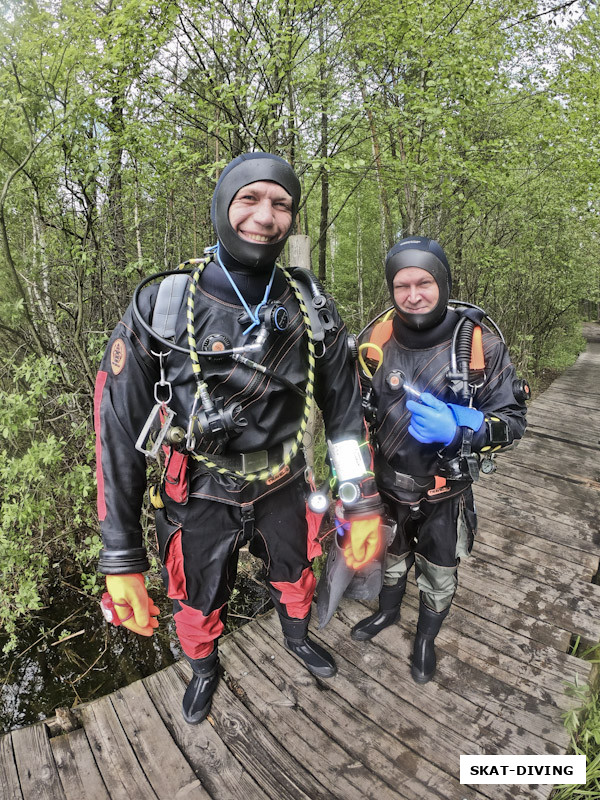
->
[[150, 265, 332, 350], [288, 266, 336, 350], [200, 438, 296, 476], [392, 472, 450, 499]]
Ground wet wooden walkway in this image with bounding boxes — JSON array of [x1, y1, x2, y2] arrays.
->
[[2, 323, 600, 800]]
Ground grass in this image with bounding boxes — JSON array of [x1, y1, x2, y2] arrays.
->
[[551, 641, 600, 799]]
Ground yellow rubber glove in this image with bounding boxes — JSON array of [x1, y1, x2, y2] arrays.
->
[[105, 573, 160, 637], [343, 517, 382, 570]]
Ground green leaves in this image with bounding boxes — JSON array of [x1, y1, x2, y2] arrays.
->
[[0, 355, 96, 651]]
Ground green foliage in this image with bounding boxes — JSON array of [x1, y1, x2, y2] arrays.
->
[[0, 356, 96, 653], [0, 0, 599, 652], [549, 638, 600, 799], [553, 684, 600, 798]]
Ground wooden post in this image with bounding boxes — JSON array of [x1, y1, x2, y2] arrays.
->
[[288, 234, 317, 472], [288, 234, 311, 270]]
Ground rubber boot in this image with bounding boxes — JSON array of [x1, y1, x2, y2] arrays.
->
[[350, 575, 408, 641], [182, 646, 220, 725], [280, 615, 337, 678], [410, 601, 449, 684]]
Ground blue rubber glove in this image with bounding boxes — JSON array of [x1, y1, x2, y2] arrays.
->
[[407, 393, 485, 446], [448, 404, 484, 432], [406, 393, 457, 446]]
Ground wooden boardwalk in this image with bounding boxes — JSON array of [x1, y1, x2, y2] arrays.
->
[[2, 324, 600, 800]]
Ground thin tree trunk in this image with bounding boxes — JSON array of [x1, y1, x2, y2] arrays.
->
[[359, 83, 394, 250], [318, 21, 329, 286]]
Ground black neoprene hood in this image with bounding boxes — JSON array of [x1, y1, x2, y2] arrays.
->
[[211, 152, 301, 270], [385, 236, 452, 330]]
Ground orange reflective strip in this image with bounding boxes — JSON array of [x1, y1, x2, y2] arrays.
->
[[365, 319, 393, 362], [470, 325, 485, 370]]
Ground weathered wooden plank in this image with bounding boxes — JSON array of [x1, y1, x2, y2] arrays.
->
[[526, 395, 600, 420], [50, 729, 110, 800], [398, 592, 588, 709], [543, 374, 600, 396], [541, 385, 600, 405], [143, 664, 269, 800], [258, 614, 550, 800], [475, 485, 599, 551], [516, 462, 600, 495], [220, 635, 417, 800], [475, 506, 598, 565], [398, 590, 583, 722], [476, 477, 599, 531], [474, 520, 598, 579], [509, 435, 600, 480], [528, 392, 600, 416], [473, 537, 589, 584], [452, 584, 570, 651], [475, 500, 600, 559], [468, 549, 600, 610], [80, 696, 158, 800], [0, 732, 24, 800], [316, 600, 569, 750], [525, 420, 600, 451], [406, 589, 592, 685], [10, 724, 66, 800], [109, 679, 208, 799], [484, 463, 600, 521], [460, 560, 600, 642], [234, 623, 477, 800], [173, 660, 324, 800], [526, 412, 600, 442]]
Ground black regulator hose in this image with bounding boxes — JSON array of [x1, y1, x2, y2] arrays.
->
[[448, 316, 476, 404], [131, 270, 305, 397], [455, 318, 474, 367], [289, 266, 327, 308]]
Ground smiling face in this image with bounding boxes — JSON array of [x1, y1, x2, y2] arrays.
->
[[228, 181, 293, 245], [392, 267, 440, 316]]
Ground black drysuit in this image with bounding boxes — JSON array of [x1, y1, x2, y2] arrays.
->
[[95, 261, 364, 657], [360, 310, 527, 611]]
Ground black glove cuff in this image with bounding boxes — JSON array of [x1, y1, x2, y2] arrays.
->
[[98, 547, 150, 575]]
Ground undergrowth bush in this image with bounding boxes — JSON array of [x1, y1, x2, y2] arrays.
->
[[0, 356, 97, 653]]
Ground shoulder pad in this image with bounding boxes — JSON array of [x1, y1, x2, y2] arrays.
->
[[151, 274, 189, 339]]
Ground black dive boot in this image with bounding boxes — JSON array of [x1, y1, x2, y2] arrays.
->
[[182, 647, 220, 724], [280, 615, 337, 678], [350, 576, 408, 641], [410, 601, 449, 684]]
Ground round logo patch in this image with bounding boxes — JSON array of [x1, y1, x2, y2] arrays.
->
[[110, 338, 127, 375]]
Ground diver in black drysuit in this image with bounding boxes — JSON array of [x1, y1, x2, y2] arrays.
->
[[95, 152, 382, 723], [351, 236, 527, 683]]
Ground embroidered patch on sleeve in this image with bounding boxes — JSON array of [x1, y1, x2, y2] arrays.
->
[[110, 338, 127, 375]]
